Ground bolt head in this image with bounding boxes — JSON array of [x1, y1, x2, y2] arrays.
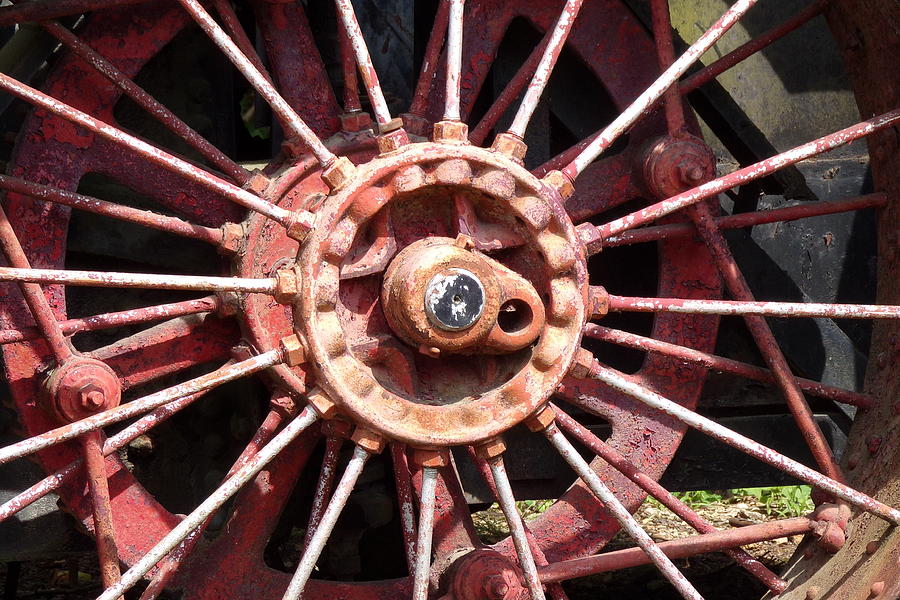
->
[[279, 334, 306, 367], [475, 438, 506, 460], [286, 210, 316, 242], [351, 427, 386, 454], [569, 347, 595, 379], [244, 171, 271, 196], [412, 448, 450, 468], [377, 127, 410, 154], [78, 386, 105, 410], [524, 405, 556, 432], [307, 388, 339, 419], [433, 120, 470, 144], [542, 170, 575, 199], [339, 111, 373, 133], [274, 268, 300, 304], [322, 156, 357, 190], [491, 132, 527, 161]]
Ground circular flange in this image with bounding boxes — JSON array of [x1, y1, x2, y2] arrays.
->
[[295, 142, 589, 447]]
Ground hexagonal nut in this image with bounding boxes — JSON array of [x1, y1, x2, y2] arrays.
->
[[352, 427, 387, 454], [340, 111, 373, 133], [491, 132, 527, 161], [274, 268, 300, 304], [474, 437, 507, 460], [377, 127, 410, 154], [279, 334, 306, 367], [412, 448, 450, 468], [377, 117, 404, 134], [219, 222, 245, 254], [589, 285, 610, 318], [322, 156, 357, 190], [243, 171, 271, 196], [524, 405, 556, 432], [542, 169, 575, 199], [400, 112, 431, 137], [569, 347, 595, 379], [575, 222, 602, 250], [307, 388, 339, 419], [454, 233, 475, 249], [432, 120, 470, 144], [286, 209, 316, 242], [77, 383, 106, 411]]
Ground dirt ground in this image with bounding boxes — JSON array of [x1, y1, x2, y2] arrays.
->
[[0, 498, 799, 599]]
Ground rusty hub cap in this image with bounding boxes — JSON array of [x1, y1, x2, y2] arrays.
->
[[279, 141, 589, 447]]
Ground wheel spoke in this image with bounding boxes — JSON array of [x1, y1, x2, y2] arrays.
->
[[443, 0, 465, 122], [140, 406, 287, 600], [0, 174, 229, 248], [603, 192, 888, 246], [0, 70, 294, 225], [584, 325, 873, 408], [0, 266, 275, 294], [505, 0, 583, 139], [581, 360, 900, 524], [40, 20, 250, 184], [680, 0, 829, 95], [561, 0, 758, 180], [338, 22, 362, 113], [487, 455, 546, 600], [406, 0, 451, 129], [302, 425, 347, 549], [0, 203, 73, 361], [95, 407, 320, 600], [176, 0, 336, 168], [211, 0, 273, 84], [0, 368, 232, 526], [79, 430, 122, 590], [598, 289, 900, 320], [334, 0, 393, 128], [412, 466, 439, 600], [0, 0, 141, 26], [551, 405, 787, 593], [469, 30, 551, 146], [0, 350, 283, 466], [538, 516, 815, 584], [541, 422, 704, 600], [282, 443, 373, 600], [88, 314, 236, 391], [688, 201, 844, 480], [390, 443, 418, 572], [580, 108, 900, 245], [649, 0, 686, 135]]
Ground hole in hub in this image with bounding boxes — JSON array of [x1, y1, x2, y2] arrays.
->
[[497, 299, 533, 334]]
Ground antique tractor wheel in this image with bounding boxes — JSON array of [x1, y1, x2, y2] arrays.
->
[[0, 0, 897, 599]]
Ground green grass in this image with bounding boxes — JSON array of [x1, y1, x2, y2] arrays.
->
[[652, 485, 815, 518]]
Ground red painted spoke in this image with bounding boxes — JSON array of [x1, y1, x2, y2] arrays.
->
[[390, 443, 418, 573], [339, 23, 362, 113], [580, 360, 900, 524], [443, 0, 465, 122], [0, 374, 230, 526], [469, 30, 552, 146], [0, 174, 228, 248], [688, 201, 844, 481], [211, 0, 274, 84], [543, 425, 703, 600], [40, 20, 250, 184], [334, 0, 393, 127], [552, 405, 787, 593], [488, 456, 547, 600], [562, 0, 758, 180], [1, 296, 218, 345], [79, 430, 122, 590], [0, 71, 294, 225], [0, 349, 283, 466], [603, 192, 888, 246], [506, 0, 584, 139], [302, 429, 346, 549], [407, 0, 450, 121], [0, 0, 141, 26], [96, 408, 320, 600], [649, 0, 685, 135], [584, 325, 873, 409], [580, 108, 900, 245], [680, 0, 828, 95], [88, 314, 236, 391], [538, 516, 814, 584], [601, 291, 900, 320], [140, 406, 286, 600], [0, 266, 275, 294], [0, 203, 72, 361], [176, 0, 336, 168], [282, 444, 373, 600]]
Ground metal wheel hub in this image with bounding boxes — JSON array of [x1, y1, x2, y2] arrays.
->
[[289, 141, 588, 447]]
